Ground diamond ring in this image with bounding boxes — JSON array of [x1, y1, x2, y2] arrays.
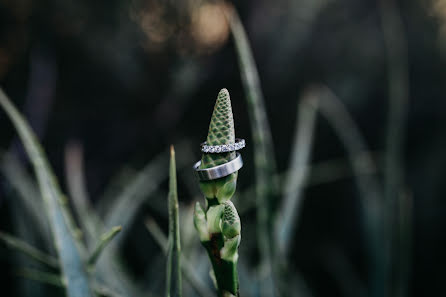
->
[[201, 138, 246, 153], [193, 153, 243, 181]]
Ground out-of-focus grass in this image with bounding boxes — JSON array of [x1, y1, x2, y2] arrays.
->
[[0, 88, 94, 297]]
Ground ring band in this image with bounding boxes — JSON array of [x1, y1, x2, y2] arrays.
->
[[201, 138, 245, 153], [193, 153, 243, 181]]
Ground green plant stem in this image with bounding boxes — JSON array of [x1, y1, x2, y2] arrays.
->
[[0, 231, 59, 268], [63, 144, 149, 297], [166, 146, 182, 297], [17, 268, 124, 297], [0, 152, 51, 244], [226, 7, 277, 297], [145, 217, 214, 297], [380, 1, 410, 296], [64, 141, 98, 247], [275, 88, 318, 259], [202, 234, 238, 297], [194, 89, 241, 296], [88, 226, 122, 267], [316, 86, 384, 297], [104, 152, 168, 247], [17, 268, 65, 287]]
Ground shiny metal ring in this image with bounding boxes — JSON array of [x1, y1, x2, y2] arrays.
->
[[193, 153, 243, 181], [201, 138, 245, 153]]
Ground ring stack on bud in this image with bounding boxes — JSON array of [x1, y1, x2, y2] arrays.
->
[[193, 88, 243, 297]]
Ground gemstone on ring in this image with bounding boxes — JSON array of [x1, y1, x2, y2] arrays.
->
[[201, 138, 246, 153]]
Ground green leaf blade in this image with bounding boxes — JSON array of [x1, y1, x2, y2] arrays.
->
[[166, 146, 182, 297], [0, 88, 94, 297]]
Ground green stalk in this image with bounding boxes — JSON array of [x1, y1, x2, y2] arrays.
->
[[380, 1, 410, 296], [0, 87, 94, 297], [225, 7, 277, 296], [88, 226, 122, 268], [275, 88, 318, 258], [145, 217, 214, 297], [0, 231, 59, 268], [194, 89, 241, 297], [166, 146, 182, 297], [316, 87, 384, 297], [17, 268, 124, 297]]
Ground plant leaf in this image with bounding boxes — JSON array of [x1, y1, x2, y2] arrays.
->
[[0, 88, 94, 297], [0, 231, 59, 268], [226, 6, 277, 297], [166, 146, 182, 297], [88, 226, 122, 267]]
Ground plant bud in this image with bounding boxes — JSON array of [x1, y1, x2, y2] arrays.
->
[[199, 89, 238, 203], [193, 202, 210, 242], [221, 201, 241, 238]]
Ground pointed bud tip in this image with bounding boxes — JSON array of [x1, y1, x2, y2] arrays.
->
[[217, 88, 230, 102], [170, 145, 175, 155]]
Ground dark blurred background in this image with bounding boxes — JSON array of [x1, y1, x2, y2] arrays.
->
[[0, 0, 445, 296]]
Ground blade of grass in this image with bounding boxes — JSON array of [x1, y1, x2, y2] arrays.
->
[[145, 217, 214, 297], [235, 151, 382, 215], [17, 268, 65, 287], [380, 1, 410, 296], [0, 231, 59, 268], [17, 268, 124, 297], [226, 6, 278, 297], [0, 88, 94, 297], [166, 146, 182, 297], [102, 142, 193, 248], [103, 152, 167, 245], [64, 141, 99, 247], [275, 87, 318, 258], [316, 86, 384, 297], [64, 144, 156, 297], [145, 218, 168, 252], [8, 191, 48, 297], [88, 226, 122, 267], [0, 152, 51, 243]]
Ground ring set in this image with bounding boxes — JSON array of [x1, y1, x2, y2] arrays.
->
[[194, 138, 246, 181]]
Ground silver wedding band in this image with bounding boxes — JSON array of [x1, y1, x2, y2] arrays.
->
[[193, 153, 243, 181]]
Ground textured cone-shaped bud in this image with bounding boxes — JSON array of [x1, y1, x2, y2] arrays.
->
[[222, 201, 241, 238], [199, 89, 238, 203]]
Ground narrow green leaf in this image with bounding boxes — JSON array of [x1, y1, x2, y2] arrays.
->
[[103, 152, 167, 232], [275, 88, 318, 257], [0, 152, 51, 244], [0, 88, 94, 297], [17, 267, 65, 287], [18, 268, 125, 297], [380, 1, 410, 296], [64, 143, 149, 297], [316, 86, 383, 297], [166, 145, 182, 297], [145, 218, 168, 252], [226, 7, 277, 297], [100, 142, 193, 248], [64, 141, 99, 247], [0, 231, 59, 268], [145, 217, 214, 297], [88, 226, 122, 267]]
